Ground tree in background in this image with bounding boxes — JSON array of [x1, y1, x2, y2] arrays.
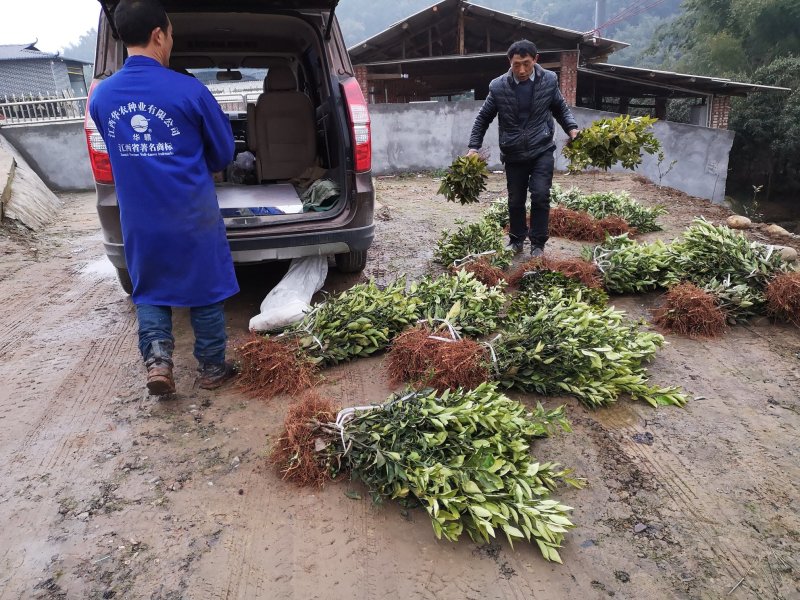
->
[[652, 0, 800, 77], [728, 56, 800, 196], [652, 0, 800, 196], [63, 28, 97, 85], [63, 28, 97, 63]]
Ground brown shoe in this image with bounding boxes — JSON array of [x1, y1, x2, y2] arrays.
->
[[144, 339, 175, 396], [146, 361, 176, 395], [198, 361, 237, 390]]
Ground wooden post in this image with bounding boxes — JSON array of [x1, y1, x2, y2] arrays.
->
[[457, 9, 465, 55], [655, 97, 667, 120]]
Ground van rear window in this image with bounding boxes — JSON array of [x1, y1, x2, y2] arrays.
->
[[186, 68, 268, 111]]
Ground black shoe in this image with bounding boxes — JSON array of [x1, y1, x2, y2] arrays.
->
[[506, 241, 524, 255], [198, 360, 237, 390], [530, 246, 544, 258]]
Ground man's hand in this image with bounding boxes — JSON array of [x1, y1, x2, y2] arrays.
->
[[466, 148, 479, 156], [568, 129, 580, 141]]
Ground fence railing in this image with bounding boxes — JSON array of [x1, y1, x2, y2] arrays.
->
[[0, 91, 88, 125], [0, 89, 261, 126], [211, 91, 261, 113]]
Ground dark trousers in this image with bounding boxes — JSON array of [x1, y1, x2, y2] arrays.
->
[[136, 302, 227, 366], [505, 151, 555, 248]]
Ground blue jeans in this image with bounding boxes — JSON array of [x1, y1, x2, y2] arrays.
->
[[505, 151, 555, 248], [136, 302, 227, 366]]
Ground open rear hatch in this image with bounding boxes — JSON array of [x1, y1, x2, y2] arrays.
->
[[97, 0, 340, 37], [96, 0, 356, 231]]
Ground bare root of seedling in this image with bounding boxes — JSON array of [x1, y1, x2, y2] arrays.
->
[[598, 215, 634, 237], [652, 282, 727, 338], [766, 272, 800, 326], [269, 392, 337, 487], [235, 335, 318, 399], [549, 207, 633, 242], [386, 326, 490, 392], [507, 257, 603, 289], [452, 258, 507, 287]]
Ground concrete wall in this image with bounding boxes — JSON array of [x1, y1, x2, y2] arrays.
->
[[370, 102, 735, 203], [0, 102, 736, 201], [0, 121, 94, 191]]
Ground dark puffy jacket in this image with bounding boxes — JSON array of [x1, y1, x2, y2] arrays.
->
[[469, 65, 578, 163]]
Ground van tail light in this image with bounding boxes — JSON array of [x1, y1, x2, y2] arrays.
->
[[341, 77, 371, 173], [84, 80, 114, 184]]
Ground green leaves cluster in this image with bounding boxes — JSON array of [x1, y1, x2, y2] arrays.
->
[[668, 218, 790, 289], [582, 234, 674, 293], [481, 197, 512, 229], [410, 270, 507, 337], [336, 384, 578, 561], [434, 218, 512, 268], [583, 220, 793, 323], [295, 279, 419, 365], [509, 271, 609, 318], [551, 184, 666, 233], [562, 115, 661, 173], [437, 154, 490, 205], [495, 289, 688, 408], [702, 276, 765, 324]]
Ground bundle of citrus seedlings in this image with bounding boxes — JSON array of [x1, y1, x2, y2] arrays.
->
[[438, 152, 490, 205], [583, 218, 798, 332], [239, 183, 798, 561], [562, 114, 661, 173]]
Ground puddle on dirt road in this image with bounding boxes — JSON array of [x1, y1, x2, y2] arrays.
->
[[80, 258, 117, 279]]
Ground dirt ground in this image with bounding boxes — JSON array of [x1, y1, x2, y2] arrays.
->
[[1, 172, 799, 600]]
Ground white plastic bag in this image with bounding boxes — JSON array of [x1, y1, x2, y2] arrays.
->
[[248, 256, 328, 332]]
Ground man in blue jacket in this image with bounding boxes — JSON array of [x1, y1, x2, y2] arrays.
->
[[468, 40, 579, 257], [89, 0, 238, 395]]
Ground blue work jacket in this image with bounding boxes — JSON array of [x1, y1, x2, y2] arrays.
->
[[90, 55, 238, 306]]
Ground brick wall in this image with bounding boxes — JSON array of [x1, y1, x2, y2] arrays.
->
[[354, 65, 369, 100], [558, 50, 579, 106], [371, 80, 430, 104], [709, 95, 731, 130]]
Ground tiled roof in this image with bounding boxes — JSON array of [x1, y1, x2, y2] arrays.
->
[[0, 43, 59, 62]]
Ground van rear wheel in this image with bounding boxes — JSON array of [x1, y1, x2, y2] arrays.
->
[[116, 267, 133, 295], [334, 249, 367, 273]]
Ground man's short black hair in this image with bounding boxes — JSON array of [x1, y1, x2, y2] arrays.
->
[[114, 0, 169, 47], [507, 39, 538, 60]]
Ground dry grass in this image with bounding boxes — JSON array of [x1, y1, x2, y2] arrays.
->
[[235, 335, 318, 399], [766, 272, 800, 327], [386, 326, 490, 392], [653, 282, 727, 338], [269, 392, 337, 488]]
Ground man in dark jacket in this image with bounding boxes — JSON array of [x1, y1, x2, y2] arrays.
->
[[468, 39, 579, 256], [90, 0, 237, 395]]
